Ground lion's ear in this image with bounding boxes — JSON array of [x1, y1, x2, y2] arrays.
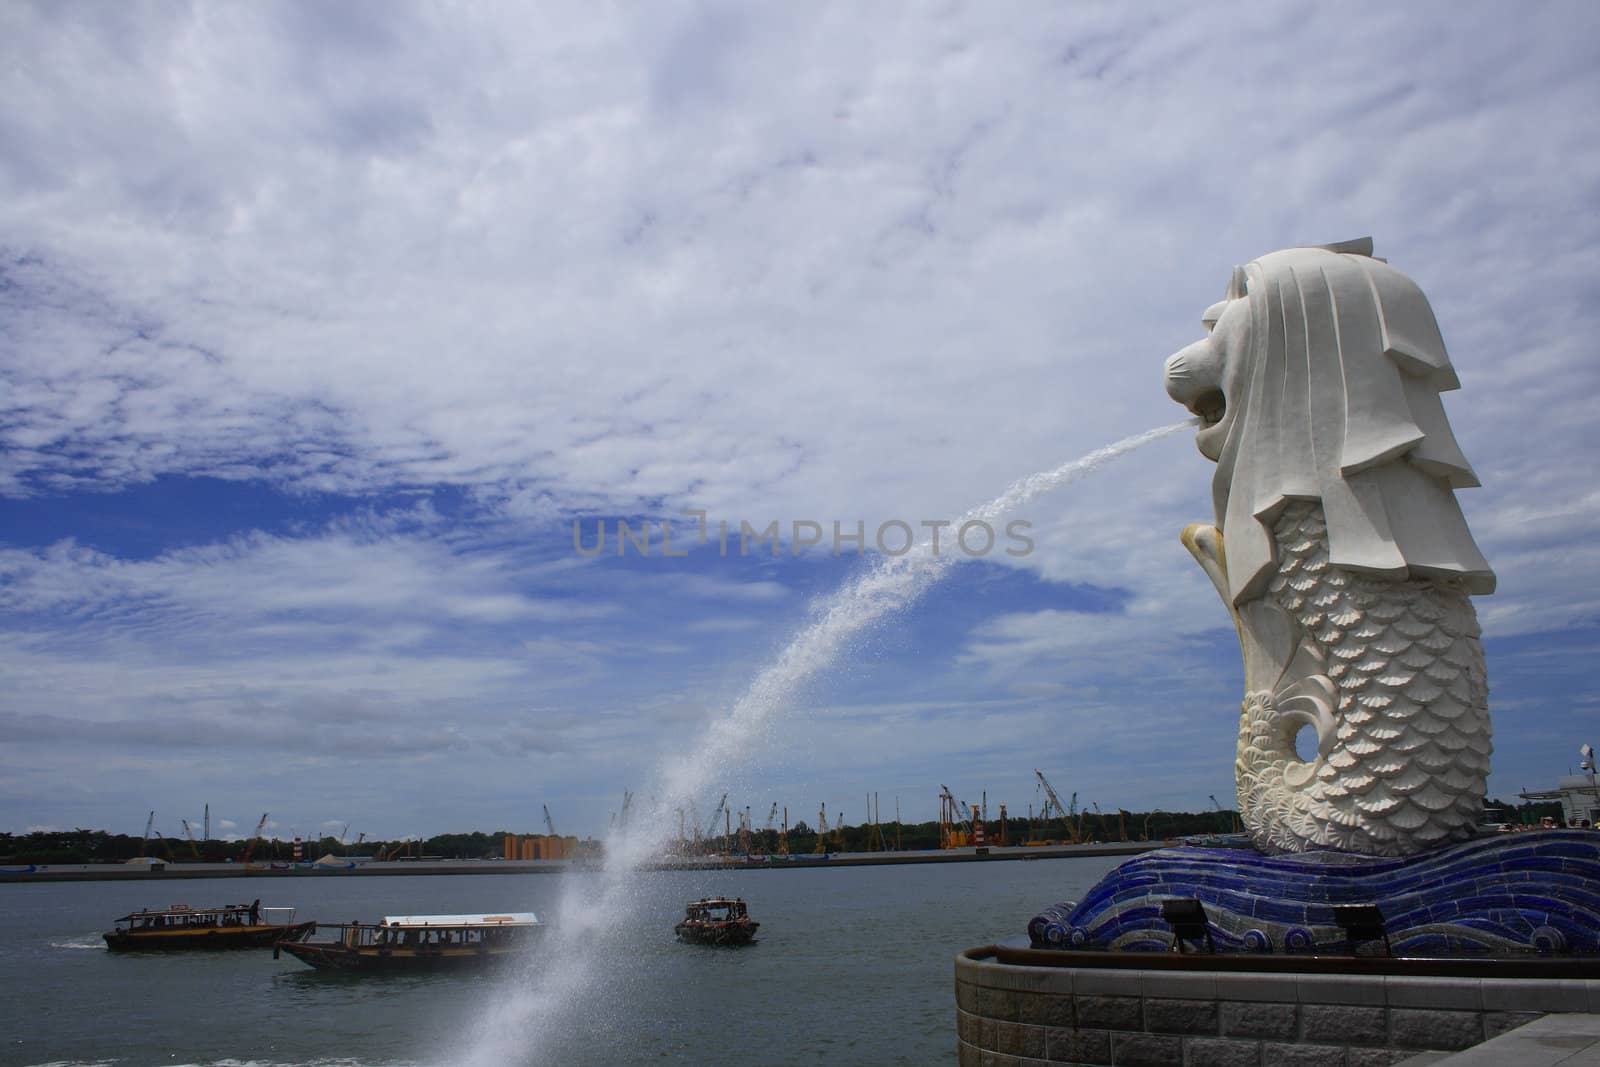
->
[[1225, 265, 1248, 301]]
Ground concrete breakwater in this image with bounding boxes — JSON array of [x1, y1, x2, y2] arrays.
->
[[0, 840, 1163, 882]]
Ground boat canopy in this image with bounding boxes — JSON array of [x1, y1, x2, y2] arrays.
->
[[381, 913, 541, 928], [683, 898, 749, 919], [115, 903, 254, 922]]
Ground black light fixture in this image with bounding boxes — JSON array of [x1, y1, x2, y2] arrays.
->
[[1333, 904, 1391, 957], [1161, 898, 1215, 954]]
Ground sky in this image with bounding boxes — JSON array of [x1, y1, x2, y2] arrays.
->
[[2, 2, 1598, 843]]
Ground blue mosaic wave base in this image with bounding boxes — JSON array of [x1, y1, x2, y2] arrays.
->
[[1029, 830, 1600, 956]]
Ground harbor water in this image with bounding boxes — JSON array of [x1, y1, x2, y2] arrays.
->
[[2, 856, 1119, 1066], [2, 430, 1180, 1067]]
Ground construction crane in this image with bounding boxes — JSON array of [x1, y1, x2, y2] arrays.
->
[[959, 797, 988, 844], [686, 799, 702, 850], [1074, 801, 1104, 843], [705, 794, 728, 852], [542, 804, 557, 837], [180, 819, 202, 861], [938, 785, 969, 849], [815, 802, 828, 853], [757, 802, 779, 855], [241, 812, 270, 866], [619, 791, 634, 831], [1210, 793, 1241, 833], [139, 811, 156, 857], [1034, 770, 1079, 844], [1084, 801, 1105, 843]]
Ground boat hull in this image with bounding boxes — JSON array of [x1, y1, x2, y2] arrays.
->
[[276, 939, 533, 971], [104, 921, 315, 952], [674, 920, 759, 946]]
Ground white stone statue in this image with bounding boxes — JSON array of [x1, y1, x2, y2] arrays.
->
[[1163, 238, 1495, 856]]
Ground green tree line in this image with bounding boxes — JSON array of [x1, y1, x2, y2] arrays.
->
[[3, 798, 1557, 865]]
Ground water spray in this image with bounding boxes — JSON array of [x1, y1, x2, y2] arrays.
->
[[459, 419, 1193, 1066]]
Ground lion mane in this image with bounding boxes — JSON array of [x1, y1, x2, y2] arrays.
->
[[1165, 238, 1495, 607]]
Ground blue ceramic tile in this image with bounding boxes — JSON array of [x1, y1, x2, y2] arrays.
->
[[1030, 829, 1600, 955]]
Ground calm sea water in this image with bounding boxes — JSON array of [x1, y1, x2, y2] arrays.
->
[[0, 857, 1118, 1067]]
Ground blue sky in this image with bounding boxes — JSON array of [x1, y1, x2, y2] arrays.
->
[[2, 3, 1598, 841]]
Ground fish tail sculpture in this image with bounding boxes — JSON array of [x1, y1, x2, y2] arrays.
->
[[1164, 239, 1495, 857]]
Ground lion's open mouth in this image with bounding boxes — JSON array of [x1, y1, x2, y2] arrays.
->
[[1190, 388, 1226, 428]]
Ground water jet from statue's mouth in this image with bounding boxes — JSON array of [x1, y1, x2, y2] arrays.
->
[[1189, 388, 1225, 428]]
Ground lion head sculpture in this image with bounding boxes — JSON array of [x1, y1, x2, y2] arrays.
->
[[1163, 238, 1495, 607]]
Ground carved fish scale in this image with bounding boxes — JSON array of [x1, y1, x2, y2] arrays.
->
[[1238, 501, 1492, 856]]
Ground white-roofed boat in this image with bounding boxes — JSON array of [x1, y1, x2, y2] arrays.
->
[[275, 912, 543, 971]]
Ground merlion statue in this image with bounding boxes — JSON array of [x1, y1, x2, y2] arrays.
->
[[1163, 238, 1494, 857]]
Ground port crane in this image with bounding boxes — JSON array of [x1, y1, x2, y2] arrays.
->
[[815, 802, 828, 853]]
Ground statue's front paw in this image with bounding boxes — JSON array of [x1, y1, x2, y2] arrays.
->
[[1181, 522, 1230, 604]]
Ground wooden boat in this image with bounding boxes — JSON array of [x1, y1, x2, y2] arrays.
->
[[674, 897, 759, 946], [275, 912, 543, 971], [104, 902, 313, 951]]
